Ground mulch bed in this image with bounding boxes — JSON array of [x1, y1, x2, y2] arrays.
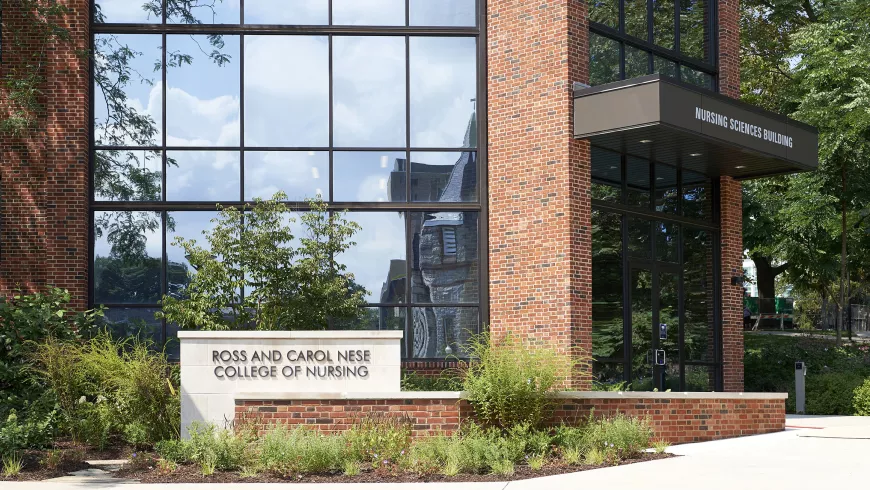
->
[[116, 453, 673, 484], [0, 440, 136, 482]]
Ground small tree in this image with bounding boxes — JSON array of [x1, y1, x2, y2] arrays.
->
[[158, 192, 367, 330]]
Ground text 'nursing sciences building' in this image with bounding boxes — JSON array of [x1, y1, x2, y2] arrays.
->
[[1, 0, 817, 392]]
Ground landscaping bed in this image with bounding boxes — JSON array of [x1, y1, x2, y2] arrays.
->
[[0, 441, 132, 481], [115, 452, 671, 483]]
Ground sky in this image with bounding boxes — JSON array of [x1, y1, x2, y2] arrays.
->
[[92, 0, 478, 303]]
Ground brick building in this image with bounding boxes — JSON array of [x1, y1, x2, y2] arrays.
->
[[1, 0, 816, 392]]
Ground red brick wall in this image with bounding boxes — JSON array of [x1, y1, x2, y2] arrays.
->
[[487, 0, 592, 387], [717, 0, 744, 392], [0, 1, 90, 310], [236, 394, 786, 445]]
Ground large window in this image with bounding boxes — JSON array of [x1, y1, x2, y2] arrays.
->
[[91, 0, 483, 360], [590, 146, 720, 391], [588, 0, 716, 89]]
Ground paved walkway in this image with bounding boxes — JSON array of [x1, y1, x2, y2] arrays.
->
[[6, 415, 870, 490]]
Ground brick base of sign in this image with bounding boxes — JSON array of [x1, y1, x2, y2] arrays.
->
[[234, 392, 787, 444]]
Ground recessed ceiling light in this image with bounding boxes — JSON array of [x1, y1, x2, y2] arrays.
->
[[735, 165, 746, 169], [656, 177, 664, 181], [689, 152, 702, 157], [609, 166, 618, 170], [639, 139, 653, 144]]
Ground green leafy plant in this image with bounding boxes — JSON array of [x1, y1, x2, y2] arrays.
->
[[488, 458, 514, 476], [561, 446, 582, 465], [342, 460, 361, 476], [40, 449, 62, 470], [345, 413, 412, 468], [31, 333, 180, 447], [0, 405, 58, 457], [158, 192, 366, 331], [156, 458, 177, 475], [806, 371, 864, 415], [1, 452, 24, 477], [258, 426, 348, 476], [527, 453, 546, 470], [584, 447, 606, 465], [185, 424, 250, 472], [459, 333, 580, 429], [652, 439, 670, 454], [853, 378, 870, 415], [582, 414, 653, 461]]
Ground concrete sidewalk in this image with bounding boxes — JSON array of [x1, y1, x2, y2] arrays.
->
[[5, 415, 870, 490]]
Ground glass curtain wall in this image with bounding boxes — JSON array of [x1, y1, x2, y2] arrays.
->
[[588, 0, 716, 89], [591, 146, 720, 391], [90, 0, 484, 360]]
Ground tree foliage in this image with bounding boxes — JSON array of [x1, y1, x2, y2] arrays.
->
[[741, 1, 870, 336], [158, 192, 367, 331]]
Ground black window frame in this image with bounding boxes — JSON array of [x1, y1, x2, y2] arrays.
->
[[88, 0, 489, 362], [591, 145, 723, 391], [589, 0, 718, 90]]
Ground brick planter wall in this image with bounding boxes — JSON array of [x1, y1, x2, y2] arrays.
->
[[234, 392, 787, 444]]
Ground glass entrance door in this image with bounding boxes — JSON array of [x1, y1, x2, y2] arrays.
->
[[629, 265, 681, 391]]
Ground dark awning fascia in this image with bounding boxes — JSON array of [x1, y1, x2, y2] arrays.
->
[[573, 75, 819, 180]]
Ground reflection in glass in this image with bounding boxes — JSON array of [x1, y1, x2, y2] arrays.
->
[[653, 0, 675, 50], [628, 217, 651, 259], [95, 0, 161, 23], [683, 170, 712, 221], [410, 0, 475, 26], [333, 36, 406, 147], [588, 0, 619, 29], [332, 0, 405, 26], [94, 150, 162, 202], [166, 0, 239, 23], [626, 157, 650, 208], [166, 211, 220, 298], [334, 306, 406, 331], [244, 151, 328, 201], [685, 364, 715, 391], [684, 228, 714, 361], [629, 268, 653, 390], [166, 35, 240, 146], [93, 211, 163, 304], [593, 361, 625, 388], [102, 308, 162, 345], [659, 272, 680, 390], [339, 212, 407, 304], [625, 0, 648, 41], [591, 147, 621, 202], [625, 45, 649, 79], [166, 152, 240, 201], [680, 0, 709, 62], [166, 323, 180, 361], [93, 34, 162, 147], [411, 307, 479, 358], [654, 56, 677, 78], [410, 152, 477, 203], [655, 221, 679, 263], [244, 36, 329, 147], [589, 33, 620, 86], [410, 211, 479, 304], [681, 65, 713, 89], [410, 37, 477, 148], [592, 210, 623, 361], [654, 163, 678, 214], [334, 152, 406, 202], [245, 0, 328, 25]]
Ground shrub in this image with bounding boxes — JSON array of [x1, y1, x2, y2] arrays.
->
[[0, 404, 58, 457], [31, 333, 180, 447], [853, 378, 870, 416], [805, 371, 864, 415], [0, 288, 101, 412], [158, 192, 366, 331], [582, 414, 653, 460], [345, 413, 412, 467], [155, 439, 190, 464], [185, 424, 250, 471], [259, 426, 347, 476], [402, 434, 450, 474], [401, 372, 462, 392], [459, 333, 579, 429]]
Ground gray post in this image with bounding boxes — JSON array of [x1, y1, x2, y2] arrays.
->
[[795, 361, 807, 414]]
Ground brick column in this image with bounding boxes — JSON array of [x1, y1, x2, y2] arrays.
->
[[487, 0, 592, 388], [717, 0, 743, 392], [0, 1, 91, 310]]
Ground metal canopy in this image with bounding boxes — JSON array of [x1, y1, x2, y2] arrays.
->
[[574, 75, 819, 180]]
